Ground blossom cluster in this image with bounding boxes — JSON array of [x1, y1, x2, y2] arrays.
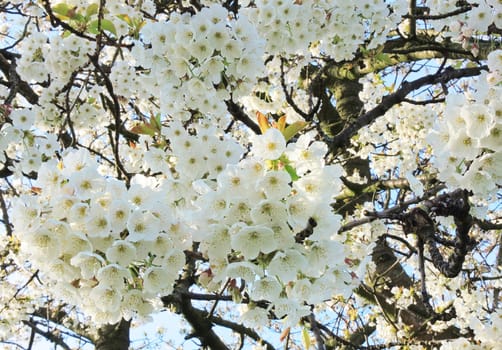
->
[[190, 128, 356, 326], [357, 90, 436, 180], [355, 51, 502, 201], [16, 30, 93, 86], [0, 0, 500, 347], [354, 73, 436, 198], [8, 112, 365, 327], [0, 267, 40, 339], [429, 0, 500, 56], [12, 152, 186, 324], [426, 52, 502, 199], [242, 0, 407, 60], [130, 4, 266, 121]]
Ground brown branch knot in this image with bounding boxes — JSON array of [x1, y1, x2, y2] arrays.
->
[[402, 190, 474, 278]]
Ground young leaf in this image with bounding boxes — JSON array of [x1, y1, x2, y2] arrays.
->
[[117, 14, 133, 26], [283, 121, 307, 141], [279, 327, 290, 342], [130, 122, 157, 136], [275, 115, 287, 132], [88, 19, 117, 36], [302, 327, 311, 349], [52, 3, 71, 18], [86, 3, 99, 17], [151, 114, 162, 132], [284, 164, 299, 181], [256, 111, 270, 134], [375, 53, 393, 65]]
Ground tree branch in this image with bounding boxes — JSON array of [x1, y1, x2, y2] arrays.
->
[[403, 190, 474, 278], [88, 54, 131, 183], [163, 266, 230, 350], [225, 100, 261, 134], [403, 4, 472, 20], [329, 66, 486, 151], [41, 0, 96, 41], [22, 319, 72, 350], [0, 52, 39, 104], [0, 190, 13, 236], [308, 313, 326, 350], [208, 313, 275, 350], [93, 319, 131, 350], [323, 34, 496, 81]]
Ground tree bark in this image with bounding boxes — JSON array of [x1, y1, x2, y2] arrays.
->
[[94, 319, 131, 350]]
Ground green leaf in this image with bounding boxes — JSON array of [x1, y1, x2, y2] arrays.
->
[[284, 164, 299, 181], [282, 121, 307, 141], [53, 3, 83, 21], [302, 327, 311, 349], [117, 14, 132, 26], [72, 13, 86, 22], [151, 114, 162, 132], [130, 116, 162, 137], [88, 19, 117, 36], [86, 3, 99, 17], [52, 3, 71, 17], [130, 122, 157, 137], [131, 19, 146, 39], [100, 19, 117, 35]]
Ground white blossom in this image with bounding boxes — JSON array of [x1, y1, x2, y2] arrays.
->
[[251, 128, 286, 160], [240, 306, 269, 329], [70, 252, 105, 280], [143, 266, 176, 295], [226, 261, 263, 282], [231, 225, 276, 260], [106, 240, 137, 266], [126, 210, 162, 242], [250, 276, 282, 302], [96, 264, 131, 288], [89, 285, 122, 312], [267, 249, 307, 283]]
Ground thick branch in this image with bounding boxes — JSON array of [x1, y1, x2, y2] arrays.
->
[[179, 298, 230, 350], [331, 79, 363, 121], [324, 35, 496, 81], [225, 100, 261, 134], [403, 190, 474, 278], [0, 52, 39, 104], [93, 319, 131, 350], [162, 278, 230, 350]]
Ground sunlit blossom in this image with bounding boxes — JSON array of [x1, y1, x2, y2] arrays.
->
[[267, 249, 307, 282], [251, 128, 286, 160], [143, 266, 176, 295], [106, 240, 137, 266], [231, 225, 276, 260]]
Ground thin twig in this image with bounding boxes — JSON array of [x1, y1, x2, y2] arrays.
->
[[0, 190, 13, 236], [207, 278, 231, 319], [22, 320, 72, 350], [309, 313, 326, 350]]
